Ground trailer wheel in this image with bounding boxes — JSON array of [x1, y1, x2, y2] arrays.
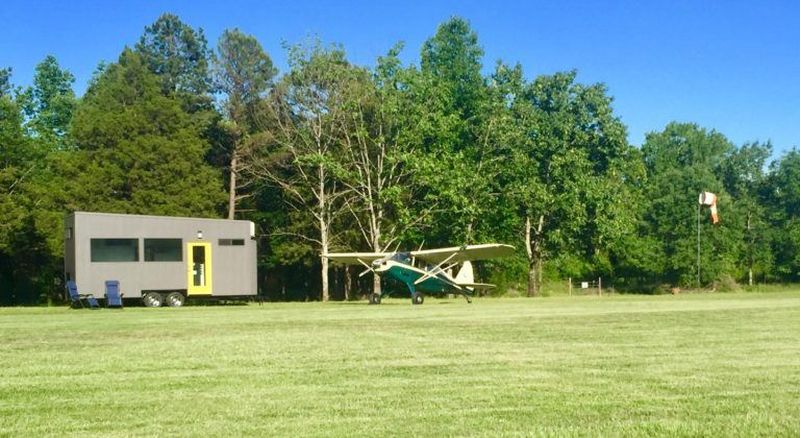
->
[[142, 292, 163, 308], [165, 292, 185, 307]]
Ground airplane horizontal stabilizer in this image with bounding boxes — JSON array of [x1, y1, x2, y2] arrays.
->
[[456, 282, 496, 290]]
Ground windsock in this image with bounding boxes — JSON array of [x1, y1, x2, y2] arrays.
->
[[698, 192, 719, 224]]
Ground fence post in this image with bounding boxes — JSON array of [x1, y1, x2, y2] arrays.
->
[[598, 277, 602, 296], [568, 277, 572, 296]]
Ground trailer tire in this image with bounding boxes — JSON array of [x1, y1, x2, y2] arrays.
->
[[142, 292, 163, 308], [165, 292, 185, 307]]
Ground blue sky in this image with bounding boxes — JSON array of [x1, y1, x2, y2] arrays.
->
[[1, 0, 798, 154]]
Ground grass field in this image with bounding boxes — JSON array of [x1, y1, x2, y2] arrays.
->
[[2, 293, 800, 436]]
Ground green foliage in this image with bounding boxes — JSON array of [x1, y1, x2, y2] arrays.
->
[[637, 123, 754, 287], [211, 28, 278, 219], [720, 142, 773, 283], [0, 93, 31, 251], [421, 17, 485, 121], [490, 67, 640, 293], [0, 70, 67, 304], [0, 67, 11, 96], [19, 55, 77, 149], [69, 49, 225, 216], [213, 28, 276, 128], [764, 149, 800, 281], [3, 13, 800, 302], [135, 13, 212, 112], [410, 18, 494, 244]]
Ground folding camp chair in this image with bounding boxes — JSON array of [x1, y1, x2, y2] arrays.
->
[[104, 280, 124, 308], [66, 280, 99, 309]]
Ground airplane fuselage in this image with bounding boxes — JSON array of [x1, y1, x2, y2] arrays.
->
[[373, 259, 462, 295]]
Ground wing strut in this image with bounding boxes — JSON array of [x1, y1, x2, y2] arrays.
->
[[414, 250, 460, 285]]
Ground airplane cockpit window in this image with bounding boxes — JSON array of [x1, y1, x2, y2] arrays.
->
[[390, 252, 412, 264]]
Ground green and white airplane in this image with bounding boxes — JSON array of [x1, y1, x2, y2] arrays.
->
[[324, 244, 515, 304]]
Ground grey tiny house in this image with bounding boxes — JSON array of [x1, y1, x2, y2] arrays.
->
[[64, 212, 257, 307]]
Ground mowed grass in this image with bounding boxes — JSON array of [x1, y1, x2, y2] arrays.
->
[[2, 293, 800, 436]]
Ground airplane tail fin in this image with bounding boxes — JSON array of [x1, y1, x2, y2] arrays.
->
[[454, 261, 474, 284]]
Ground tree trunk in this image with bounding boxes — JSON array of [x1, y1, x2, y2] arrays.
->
[[537, 257, 543, 292], [524, 216, 535, 296], [320, 249, 329, 302], [372, 227, 382, 296], [747, 212, 754, 286], [319, 169, 329, 302], [344, 266, 352, 301], [527, 260, 538, 297], [332, 266, 340, 300], [372, 274, 381, 296], [227, 153, 238, 220], [524, 214, 544, 297]]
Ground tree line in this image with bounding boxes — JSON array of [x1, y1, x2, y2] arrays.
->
[[1, 14, 796, 304]]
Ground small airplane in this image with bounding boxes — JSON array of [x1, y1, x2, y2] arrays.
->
[[324, 244, 515, 304]]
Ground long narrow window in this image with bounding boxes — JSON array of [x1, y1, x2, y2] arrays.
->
[[219, 239, 245, 246], [144, 239, 182, 262], [91, 238, 139, 262]]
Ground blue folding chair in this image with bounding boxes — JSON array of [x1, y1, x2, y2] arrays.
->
[[66, 280, 99, 309], [104, 280, 124, 308]]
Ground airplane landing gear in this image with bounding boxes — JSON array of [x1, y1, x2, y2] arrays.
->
[[369, 293, 382, 305], [406, 282, 424, 305]]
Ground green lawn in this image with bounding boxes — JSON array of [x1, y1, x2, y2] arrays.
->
[[2, 293, 800, 436]]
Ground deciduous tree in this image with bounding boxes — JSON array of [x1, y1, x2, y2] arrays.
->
[[763, 149, 800, 281], [246, 42, 352, 301], [336, 45, 436, 294], [640, 122, 740, 286], [503, 70, 639, 295], [19, 56, 76, 149], [413, 17, 493, 244]]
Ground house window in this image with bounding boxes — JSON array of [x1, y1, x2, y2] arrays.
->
[[91, 238, 139, 262], [144, 239, 182, 262], [219, 239, 245, 246]]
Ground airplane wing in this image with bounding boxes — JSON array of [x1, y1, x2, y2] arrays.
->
[[411, 244, 515, 264], [323, 252, 391, 265]]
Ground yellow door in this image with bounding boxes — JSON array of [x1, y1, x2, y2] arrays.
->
[[187, 242, 212, 295]]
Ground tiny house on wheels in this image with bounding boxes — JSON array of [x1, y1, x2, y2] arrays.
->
[[64, 212, 257, 307]]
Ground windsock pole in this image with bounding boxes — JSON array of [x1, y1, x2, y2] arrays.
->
[[697, 191, 719, 288]]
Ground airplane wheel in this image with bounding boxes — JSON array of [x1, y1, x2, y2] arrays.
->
[[412, 292, 424, 305], [165, 292, 185, 307], [142, 292, 163, 308], [369, 293, 381, 305]]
